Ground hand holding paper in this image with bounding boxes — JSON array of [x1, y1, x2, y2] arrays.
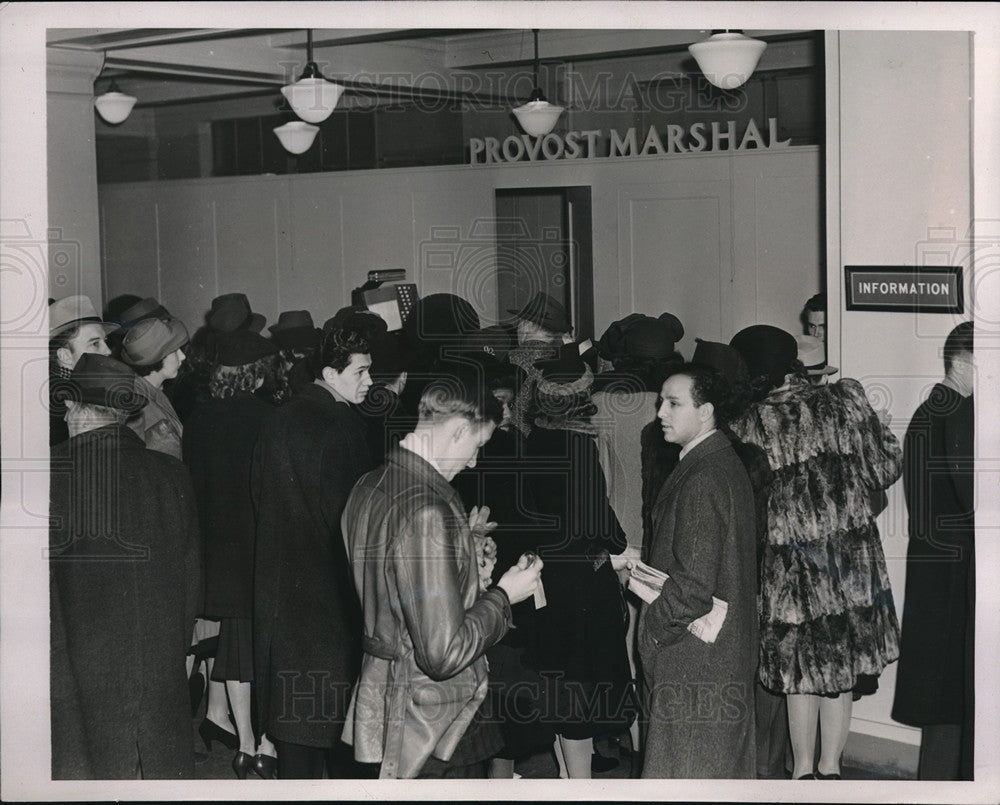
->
[[627, 560, 728, 644]]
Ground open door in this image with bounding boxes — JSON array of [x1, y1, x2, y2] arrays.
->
[[495, 186, 594, 340]]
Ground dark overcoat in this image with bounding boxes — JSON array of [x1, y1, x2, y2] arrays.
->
[[892, 386, 975, 727], [251, 382, 375, 747], [49, 425, 201, 779], [518, 424, 637, 740], [638, 430, 758, 779], [183, 391, 272, 617]]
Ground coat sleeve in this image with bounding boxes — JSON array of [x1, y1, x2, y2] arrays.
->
[[644, 470, 725, 646], [392, 504, 511, 681], [841, 378, 903, 490]]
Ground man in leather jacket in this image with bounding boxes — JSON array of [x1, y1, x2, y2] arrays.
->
[[341, 370, 544, 779]]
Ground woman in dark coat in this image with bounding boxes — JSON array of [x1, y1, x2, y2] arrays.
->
[[251, 327, 376, 779], [728, 325, 902, 780], [519, 344, 637, 778], [183, 329, 280, 778], [50, 354, 202, 779]]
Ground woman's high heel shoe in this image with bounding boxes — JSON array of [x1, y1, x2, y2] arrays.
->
[[252, 753, 277, 779], [232, 751, 254, 780], [199, 717, 239, 752]]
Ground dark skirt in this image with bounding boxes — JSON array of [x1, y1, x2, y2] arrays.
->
[[210, 617, 254, 683]]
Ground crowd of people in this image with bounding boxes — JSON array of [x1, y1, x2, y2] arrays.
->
[[47, 286, 975, 781]]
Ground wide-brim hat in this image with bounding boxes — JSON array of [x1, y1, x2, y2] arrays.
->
[[729, 325, 798, 383], [270, 310, 319, 352], [57, 353, 147, 413], [508, 291, 571, 333], [796, 335, 838, 376], [121, 317, 189, 367], [50, 295, 119, 337], [215, 329, 279, 367], [692, 338, 749, 384], [120, 296, 171, 327], [207, 293, 260, 333]]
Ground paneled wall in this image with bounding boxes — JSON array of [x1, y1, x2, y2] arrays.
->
[[100, 147, 821, 354]]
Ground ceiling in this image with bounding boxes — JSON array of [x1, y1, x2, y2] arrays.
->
[[47, 28, 815, 108]]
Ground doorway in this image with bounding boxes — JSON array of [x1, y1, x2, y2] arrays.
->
[[494, 187, 594, 340]]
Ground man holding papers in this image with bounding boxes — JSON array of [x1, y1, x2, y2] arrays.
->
[[636, 363, 758, 778]]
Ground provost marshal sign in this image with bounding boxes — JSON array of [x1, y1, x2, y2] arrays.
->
[[844, 266, 964, 313], [469, 117, 791, 165]]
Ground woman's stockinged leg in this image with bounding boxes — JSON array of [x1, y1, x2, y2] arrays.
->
[[787, 693, 820, 779], [817, 693, 852, 777], [557, 735, 594, 779], [225, 679, 256, 756]]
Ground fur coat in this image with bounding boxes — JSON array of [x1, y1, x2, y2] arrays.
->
[[728, 376, 902, 695]]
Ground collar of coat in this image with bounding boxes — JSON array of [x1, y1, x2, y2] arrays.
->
[[676, 429, 731, 466], [386, 444, 463, 507]]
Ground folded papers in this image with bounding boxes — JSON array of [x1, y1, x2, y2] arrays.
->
[[627, 560, 728, 644]]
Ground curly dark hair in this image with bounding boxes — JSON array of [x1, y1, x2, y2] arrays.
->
[[671, 362, 746, 427], [314, 327, 370, 373]]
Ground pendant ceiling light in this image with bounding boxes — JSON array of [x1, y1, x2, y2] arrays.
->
[[512, 29, 564, 138], [688, 30, 767, 90], [273, 120, 320, 154], [281, 29, 344, 124], [94, 74, 137, 125]]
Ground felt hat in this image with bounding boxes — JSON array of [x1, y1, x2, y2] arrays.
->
[[269, 310, 320, 352], [120, 296, 171, 327], [121, 317, 190, 367], [103, 294, 144, 327], [597, 313, 648, 360], [534, 342, 591, 387], [657, 312, 685, 343], [691, 338, 749, 384], [624, 317, 677, 359], [507, 291, 571, 333], [796, 335, 838, 376], [50, 295, 119, 337], [323, 306, 389, 342], [215, 329, 279, 367], [61, 353, 147, 413], [207, 293, 266, 333], [466, 324, 516, 362], [405, 293, 481, 342], [729, 325, 798, 385]]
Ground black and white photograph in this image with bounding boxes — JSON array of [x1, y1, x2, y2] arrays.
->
[[1, 2, 998, 802]]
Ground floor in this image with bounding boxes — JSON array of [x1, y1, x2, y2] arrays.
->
[[190, 698, 899, 783]]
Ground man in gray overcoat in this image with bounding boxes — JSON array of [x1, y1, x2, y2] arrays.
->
[[638, 363, 758, 778]]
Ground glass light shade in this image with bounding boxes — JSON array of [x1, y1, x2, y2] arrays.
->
[[94, 91, 137, 124], [688, 32, 767, 90], [273, 121, 320, 154], [512, 99, 564, 138], [281, 77, 344, 124]]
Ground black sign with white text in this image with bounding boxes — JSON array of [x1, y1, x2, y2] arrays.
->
[[844, 266, 963, 313]]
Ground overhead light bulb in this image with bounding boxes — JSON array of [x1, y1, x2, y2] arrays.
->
[[511, 30, 564, 138], [688, 30, 767, 90], [94, 78, 137, 125], [281, 30, 344, 124], [273, 121, 320, 154]]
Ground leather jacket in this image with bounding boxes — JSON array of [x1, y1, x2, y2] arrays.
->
[[341, 446, 512, 778]]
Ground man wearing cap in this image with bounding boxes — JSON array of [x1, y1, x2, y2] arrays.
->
[[50, 354, 201, 779], [506, 291, 572, 436], [48, 295, 118, 445], [121, 316, 190, 460], [251, 326, 378, 779]]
